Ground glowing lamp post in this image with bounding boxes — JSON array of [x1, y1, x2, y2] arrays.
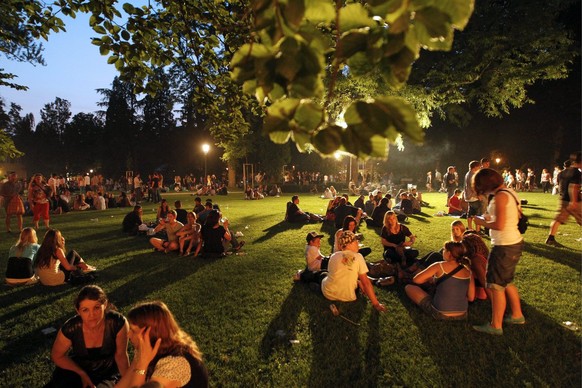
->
[[495, 157, 501, 166], [202, 143, 210, 183]]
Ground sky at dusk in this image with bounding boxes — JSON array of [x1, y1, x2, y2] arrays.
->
[[1, 9, 142, 121]]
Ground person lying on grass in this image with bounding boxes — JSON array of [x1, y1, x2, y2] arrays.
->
[[309, 231, 386, 312], [149, 210, 184, 253], [404, 241, 475, 320]]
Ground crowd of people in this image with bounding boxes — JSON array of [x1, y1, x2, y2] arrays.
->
[[2, 151, 580, 384], [288, 153, 578, 336], [122, 197, 245, 258]]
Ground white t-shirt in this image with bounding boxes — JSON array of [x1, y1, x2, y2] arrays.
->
[[322, 250, 368, 302], [305, 245, 323, 271]]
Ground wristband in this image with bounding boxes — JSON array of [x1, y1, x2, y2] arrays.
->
[[134, 369, 146, 375]]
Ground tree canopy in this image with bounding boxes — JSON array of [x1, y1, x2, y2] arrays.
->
[[1, 0, 579, 164]]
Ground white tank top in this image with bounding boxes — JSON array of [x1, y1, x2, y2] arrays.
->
[[488, 189, 523, 246]]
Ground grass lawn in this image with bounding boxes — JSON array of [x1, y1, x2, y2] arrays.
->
[[0, 191, 580, 387]]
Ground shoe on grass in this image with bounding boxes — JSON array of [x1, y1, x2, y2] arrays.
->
[[545, 237, 560, 246], [472, 323, 503, 335], [503, 315, 526, 325]]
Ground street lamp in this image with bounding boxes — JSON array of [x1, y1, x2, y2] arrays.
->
[[495, 157, 501, 165], [202, 143, 210, 183]]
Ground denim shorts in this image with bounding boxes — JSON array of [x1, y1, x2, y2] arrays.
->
[[419, 296, 467, 321], [486, 241, 524, 291]]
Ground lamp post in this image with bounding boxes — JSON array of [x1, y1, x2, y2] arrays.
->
[[202, 143, 210, 183]]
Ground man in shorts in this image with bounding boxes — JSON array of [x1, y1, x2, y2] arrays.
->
[[546, 152, 581, 246]]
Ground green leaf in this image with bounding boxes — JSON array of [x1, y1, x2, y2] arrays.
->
[[284, 0, 305, 28], [107, 55, 119, 64], [293, 100, 324, 133], [93, 25, 106, 35], [304, 0, 335, 24], [99, 45, 110, 56], [121, 30, 130, 40], [311, 125, 343, 155], [369, 0, 407, 24], [338, 29, 368, 60], [338, 4, 375, 33], [231, 43, 273, 68], [347, 52, 375, 76], [374, 96, 423, 142], [122, 3, 135, 14], [412, 0, 474, 30], [414, 7, 453, 50]]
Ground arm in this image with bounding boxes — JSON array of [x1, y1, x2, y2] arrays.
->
[[115, 320, 130, 377], [412, 263, 441, 285], [403, 233, 416, 247], [55, 248, 77, 271], [222, 222, 232, 242], [51, 330, 94, 388], [473, 191, 508, 231], [568, 183, 580, 207], [358, 274, 386, 312], [467, 272, 476, 302], [115, 327, 161, 388]]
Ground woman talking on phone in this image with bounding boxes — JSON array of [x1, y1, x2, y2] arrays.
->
[[472, 168, 525, 335]]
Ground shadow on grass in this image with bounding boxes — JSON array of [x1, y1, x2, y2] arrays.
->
[[399, 291, 581, 386], [525, 241, 581, 272], [254, 221, 308, 243], [260, 284, 387, 386]]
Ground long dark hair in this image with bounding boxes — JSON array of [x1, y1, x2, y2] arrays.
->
[[342, 215, 356, 231], [34, 229, 64, 269], [127, 301, 203, 377]]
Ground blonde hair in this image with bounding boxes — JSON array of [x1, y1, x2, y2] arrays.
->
[[15, 228, 38, 255]]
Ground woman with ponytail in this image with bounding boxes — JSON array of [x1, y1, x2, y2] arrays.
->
[[405, 241, 475, 320]]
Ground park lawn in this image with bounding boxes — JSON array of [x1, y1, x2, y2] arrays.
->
[[0, 191, 580, 387]]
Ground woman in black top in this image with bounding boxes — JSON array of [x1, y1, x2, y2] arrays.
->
[[47, 285, 129, 387]]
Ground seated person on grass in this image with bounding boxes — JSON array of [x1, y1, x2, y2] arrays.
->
[[381, 211, 419, 268], [404, 241, 475, 320], [149, 210, 184, 253], [333, 197, 363, 229], [122, 205, 144, 235], [285, 195, 322, 223], [176, 211, 202, 257], [174, 200, 188, 224], [293, 231, 330, 283], [447, 189, 464, 216], [197, 201, 213, 224], [193, 197, 205, 214], [310, 231, 386, 312], [334, 215, 371, 257], [393, 192, 413, 216], [200, 209, 244, 257], [366, 197, 390, 227]]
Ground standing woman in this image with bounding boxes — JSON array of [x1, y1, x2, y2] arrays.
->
[[28, 173, 52, 229], [380, 211, 418, 267], [115, 301, 208, 388], [34, 229, 94, 286], [5, 228, 39, 285], [472, 168, 525, 335], [47, 285, 129, 387]]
